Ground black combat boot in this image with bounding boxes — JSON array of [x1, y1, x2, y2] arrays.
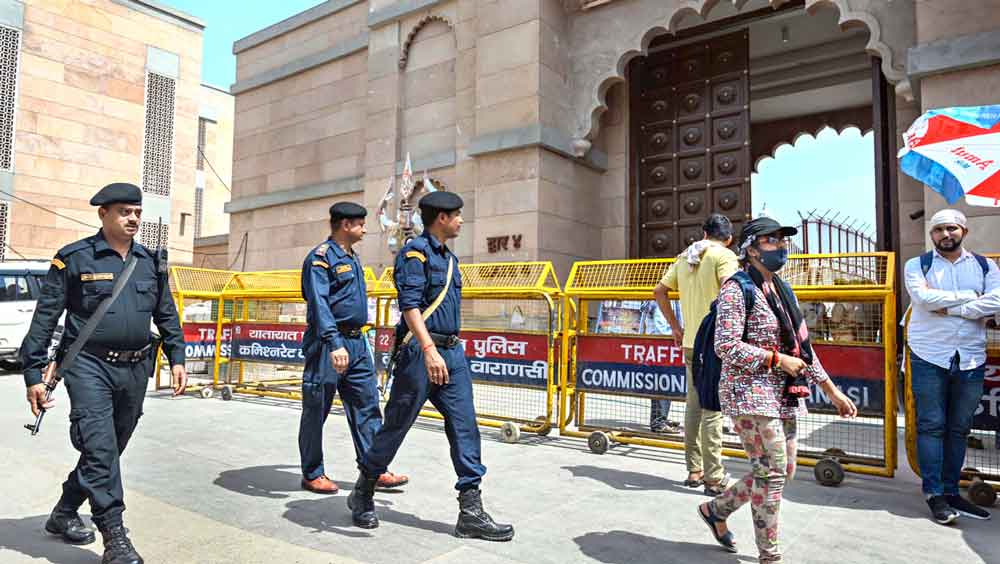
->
[[347, 474, 379, 529], [100, 525, 143, 564], [455, 488, 514, 542], [45, 510, 96, 545]]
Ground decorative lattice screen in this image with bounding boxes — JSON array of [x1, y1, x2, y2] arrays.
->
[[141, 73, 176, 197]]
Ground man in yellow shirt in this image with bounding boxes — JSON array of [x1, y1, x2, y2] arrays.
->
[[653, 214, 738, 495]]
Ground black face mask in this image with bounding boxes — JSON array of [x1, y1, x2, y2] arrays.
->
[[757, 248, 789, 272]]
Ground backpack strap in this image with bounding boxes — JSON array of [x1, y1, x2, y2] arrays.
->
[[920, 251, 934, 277], [972, 252, 990, 278], [730, 271, 757, 313], [922, 251, 989, 289], [729, 271, 757, 339]]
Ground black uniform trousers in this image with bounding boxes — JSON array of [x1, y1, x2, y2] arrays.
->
[[55, 350, 150, 531]]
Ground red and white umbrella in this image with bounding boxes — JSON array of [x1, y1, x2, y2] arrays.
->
[[898, 105, 1000, 207]]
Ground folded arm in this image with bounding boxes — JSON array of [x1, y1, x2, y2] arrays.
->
[[947, 261, 1000, 319], [904, 259, 977, 310]]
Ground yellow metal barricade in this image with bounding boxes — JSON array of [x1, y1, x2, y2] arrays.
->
[[371, 262, 563, 441], [561, 253, 898, 484], [157, 267, 236, 395], [370, 267, 399, 392], [904, 254, 1000, 506], [209, 270, 304, 401], [202, 267, 376, 401]]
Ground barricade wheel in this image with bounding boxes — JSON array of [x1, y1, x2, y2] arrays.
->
[[969, 479, 997, 507], [823, 448, 847, 458], [535, 416, 552, 437], [500, 422, 520, 444], [221, 386, 234, 401], [814, 458, 844, 487], [588, 431, 610, 455], [200, 388, 213, 399]]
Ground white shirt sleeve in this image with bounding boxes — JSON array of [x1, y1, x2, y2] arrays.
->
[[904, 257, 978, 310], [948, 259, 1000, 319]]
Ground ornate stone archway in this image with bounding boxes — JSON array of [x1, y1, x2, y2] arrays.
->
[[565, 0, 914, 152], [398, 14, 455, 70], [750, 105, 874, 171]]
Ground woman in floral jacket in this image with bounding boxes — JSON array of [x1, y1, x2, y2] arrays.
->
[[697, 217, 858, 563]]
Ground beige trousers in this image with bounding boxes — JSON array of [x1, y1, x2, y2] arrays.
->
[[683, 348, 725, 482]]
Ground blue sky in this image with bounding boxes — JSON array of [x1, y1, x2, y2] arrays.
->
[[161, 0, 325, 89], [163, 1, 877, 243], [752, 127, 877, 248]]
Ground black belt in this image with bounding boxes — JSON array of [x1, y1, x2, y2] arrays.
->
[[338, 326, 363, 338], [429, 332, 461, 348], [84, 343, 153, 364]]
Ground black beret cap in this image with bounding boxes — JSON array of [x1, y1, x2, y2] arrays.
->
[[418, 191, 463, 212], [329, 201, 367, 220], [90, 183, 142, 206], [739, 217, 798, 246]]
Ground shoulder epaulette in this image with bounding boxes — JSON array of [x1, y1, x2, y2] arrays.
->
[[57, 237, 92, 258], [314, 243, 329, 256]]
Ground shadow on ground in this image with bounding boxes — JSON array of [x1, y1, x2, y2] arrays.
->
[[562, 464, 706, 496], [0, 515, 98, 564], [574, 530, 753, 564], [212, 464, 355, 499], [282, 497, 455, 539]]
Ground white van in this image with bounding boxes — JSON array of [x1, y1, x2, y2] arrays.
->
[[0, 261, 62, 371]]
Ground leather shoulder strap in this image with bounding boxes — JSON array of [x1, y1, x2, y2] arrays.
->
[[401, 256, 454, 345], [59, 255, 139, 374]]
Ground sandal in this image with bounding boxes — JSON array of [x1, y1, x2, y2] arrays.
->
[[703, 475, 732, 496], [698, 503, 737, 553], [684, 477, 705, 488]]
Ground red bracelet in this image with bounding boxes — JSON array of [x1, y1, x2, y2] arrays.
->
[[422, 343, 435, 352]]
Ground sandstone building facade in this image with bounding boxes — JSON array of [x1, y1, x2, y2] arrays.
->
[[227, 0, 999, 277], [1, 0, 233, 264]]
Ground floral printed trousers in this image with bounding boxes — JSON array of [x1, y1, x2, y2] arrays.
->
[[709, 416, 797, 563]]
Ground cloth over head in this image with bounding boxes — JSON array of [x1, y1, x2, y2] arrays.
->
[[928, 209, 967, 229]]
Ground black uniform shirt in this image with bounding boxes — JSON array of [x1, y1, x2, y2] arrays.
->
[[20, 230, 185, 386]]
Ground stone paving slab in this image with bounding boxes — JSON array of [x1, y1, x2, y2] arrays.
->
[[1, 375, 996, 564]]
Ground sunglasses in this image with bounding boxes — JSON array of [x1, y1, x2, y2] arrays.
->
[[757, 235, 789, 246]]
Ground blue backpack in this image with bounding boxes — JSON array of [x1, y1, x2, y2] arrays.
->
[[691, 271, 757, 412]]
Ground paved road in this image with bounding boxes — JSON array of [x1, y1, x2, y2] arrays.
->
[[1, 373, 996, 563]]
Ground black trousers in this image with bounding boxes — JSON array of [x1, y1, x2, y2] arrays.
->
[[55, 350, 149, 531]]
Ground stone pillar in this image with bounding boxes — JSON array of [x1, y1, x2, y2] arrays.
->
[[360, 22, 402, 271], [471, 0, 545, 267]]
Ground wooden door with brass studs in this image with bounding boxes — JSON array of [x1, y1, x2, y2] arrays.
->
[[630, 30, 751, 258]]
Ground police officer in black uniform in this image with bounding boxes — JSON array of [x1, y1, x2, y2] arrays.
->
[[348, 191, 514, 541], [21, 183, 187, 564], [298, 202, 408, 494]]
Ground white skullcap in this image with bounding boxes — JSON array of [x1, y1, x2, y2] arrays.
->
[[929, 209, 967, 229]]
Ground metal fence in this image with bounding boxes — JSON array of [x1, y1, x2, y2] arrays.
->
[[560, 253, 898, 485]]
